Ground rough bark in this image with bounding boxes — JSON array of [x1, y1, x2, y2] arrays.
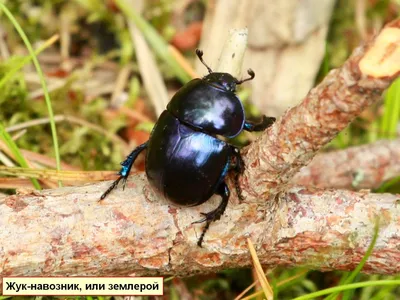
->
[[1, 178, 399, 279], [293, 139, 400, 190], [0, 18, 399, 286]]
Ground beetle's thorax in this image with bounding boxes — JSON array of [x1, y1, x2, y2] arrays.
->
[[203, 72, 237, 93]]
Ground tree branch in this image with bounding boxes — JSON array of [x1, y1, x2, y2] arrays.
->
[[1, 178, 399, 279], [241, 19, 400, 200], [293, 139, 400, 189]]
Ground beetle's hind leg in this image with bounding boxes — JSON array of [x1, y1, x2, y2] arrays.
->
[[244, 115, 276, 132], [99, 142, 148, 201], [193, 182, 230, 247]]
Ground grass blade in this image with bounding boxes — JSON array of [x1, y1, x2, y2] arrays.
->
[[247, 238, 273, 300], [379, 78, 400, 139], [324, 219, 380, 300], [0, 124, 41, 189], [0, 34, 59, 89], [293, 280, 400, 300], [0, 3, 62, 186]]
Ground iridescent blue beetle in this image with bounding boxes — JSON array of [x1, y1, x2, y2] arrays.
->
[[101, 49, 275, 246]]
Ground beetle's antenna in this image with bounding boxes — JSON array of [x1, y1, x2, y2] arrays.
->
[[196, 49, 213, 74], [236, 69, 255, 84]]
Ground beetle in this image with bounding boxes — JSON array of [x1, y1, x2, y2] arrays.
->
[[100, 49, 276, 247]]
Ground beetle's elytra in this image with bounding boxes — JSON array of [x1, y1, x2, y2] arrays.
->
[[101, 49, 276, 247]]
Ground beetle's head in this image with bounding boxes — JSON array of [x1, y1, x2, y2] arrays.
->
[[196, 49, 255, 93], [203, 72, 238, 92]]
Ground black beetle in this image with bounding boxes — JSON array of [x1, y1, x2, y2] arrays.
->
[[101, 49, 276, 247]]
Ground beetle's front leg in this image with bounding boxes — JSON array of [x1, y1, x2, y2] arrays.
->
[[100, 141, 148, 201], [244, 115, 276, 132]]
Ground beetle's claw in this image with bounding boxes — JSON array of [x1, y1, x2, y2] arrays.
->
[[122, 177, 128, 190]]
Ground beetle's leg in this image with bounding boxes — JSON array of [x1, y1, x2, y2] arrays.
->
[[119, 142, 148, 189], [192, 182, 230, 247], [244, 115, 276, 132], [99, 142, 148, 201], [230, 147, 245, 201]]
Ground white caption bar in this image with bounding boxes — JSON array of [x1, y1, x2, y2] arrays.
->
[[3, 277, 163, 296]]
